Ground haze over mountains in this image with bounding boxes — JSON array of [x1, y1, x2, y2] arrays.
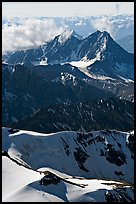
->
[[117, 35, 134, 53], [2, 14, 134, 202], [2, 15, 134, 53]]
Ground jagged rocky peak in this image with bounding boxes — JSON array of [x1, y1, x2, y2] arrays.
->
[[70, 30, 84, 40], [57, 29, 83, 44], [87, 30, 111, 44], [98, 30, 111, 36], [93, 30, 111, 37], [91, 30, 129, 51]]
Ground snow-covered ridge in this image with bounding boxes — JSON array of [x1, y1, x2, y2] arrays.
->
[[2, 127, 134, 185], [2, 127, 134, 202], [2, 156, 133, 202]]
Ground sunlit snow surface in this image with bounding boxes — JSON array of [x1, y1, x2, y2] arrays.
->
[[2, 127, 134, 202], [2, 157, 133, 202]]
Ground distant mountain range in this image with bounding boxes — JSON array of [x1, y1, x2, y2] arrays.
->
[[117, 35, 134, 53], [2, 15, 134, 40]]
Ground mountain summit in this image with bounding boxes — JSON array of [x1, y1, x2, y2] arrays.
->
[[57, 29, 83, 44], [3, 30, 133, 80]]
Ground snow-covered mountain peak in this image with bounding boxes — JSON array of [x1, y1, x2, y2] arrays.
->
[[87, 30, 111, 41], [58, 29, 83, 44], [70, 30, 83, 40], [83, 30, 112, 55], [100, 30, 111, 37], [2, 29, 134, 80]]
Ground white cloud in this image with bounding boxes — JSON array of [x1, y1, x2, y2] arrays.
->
[[92, 16, 114, 37], [115, 3, 121, 13], [2, 18, 65, 53]]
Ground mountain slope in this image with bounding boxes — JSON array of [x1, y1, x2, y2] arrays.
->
[[12, 97, 134, 133], [82, 31, 133, 79], [2, 156, 134, 202], [2, 127, 134, 184], [2, 61, 134, 127], [2, 63, 117, 126]]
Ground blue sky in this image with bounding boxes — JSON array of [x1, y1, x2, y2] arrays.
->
[[2, 2, 134, 18]]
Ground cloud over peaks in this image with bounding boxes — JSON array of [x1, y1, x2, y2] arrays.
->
[[2, 18, 65, 53], [92, 16, 114, 38]]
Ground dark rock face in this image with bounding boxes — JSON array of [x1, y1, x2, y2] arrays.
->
[[71, 130, 133, 183], [100, 149, 105, 156], [2, 151, 9, 157], [114, 171, 124, 176], [61, 137, 70, 156], [8, 128, 19, 134], [105, 147, 127, 166], [74, 147, 89, 172], [105, 188, 134, 202], [126, 132, 134, 159], [39, 172, 60, 185]]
